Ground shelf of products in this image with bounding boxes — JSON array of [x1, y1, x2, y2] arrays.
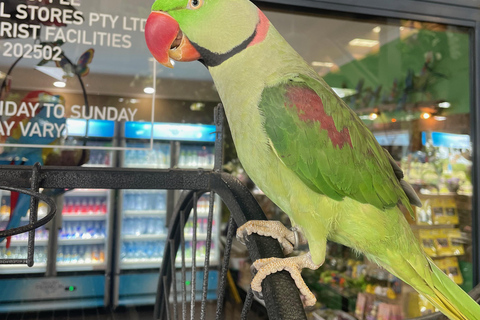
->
[[123, 144, 170, 169], [178, 145, 215, 169], [57, 186, 111, 272]]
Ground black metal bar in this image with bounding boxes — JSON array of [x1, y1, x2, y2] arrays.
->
[[210, 173, 308, 320], [213, 105, 225, 173], [155, 191, 198, 320], [0, 166, 212, 190], [170, 239, 179, 320], [190, 193, 198, 320], [27, 163, 41, 267], [163, 276, 171, 320], [200, 192, 215, 320], [1, 259, 28, 264], [155, 173, 307, 320], [46, 195, 61, 276], [216, 216, 236, 320], [180, 210, 187, 320], [241, 288, 255, 320]]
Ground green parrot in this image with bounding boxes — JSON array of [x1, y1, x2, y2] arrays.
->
[[144, 0, 480, 319]]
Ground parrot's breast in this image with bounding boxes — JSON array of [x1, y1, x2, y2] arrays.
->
[[207, 23, 421, 266]]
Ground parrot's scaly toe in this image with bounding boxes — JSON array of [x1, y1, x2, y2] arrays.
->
[[251, 252, 321, 307], [237, 220, 302, 255]]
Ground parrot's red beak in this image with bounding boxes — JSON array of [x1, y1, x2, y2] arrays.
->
[[145, 11, 201, 68]]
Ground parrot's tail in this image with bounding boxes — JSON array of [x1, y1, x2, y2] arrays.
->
[[421, 259, 480, 320]]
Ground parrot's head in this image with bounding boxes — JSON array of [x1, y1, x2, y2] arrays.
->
[[145, 0, 266, 68]]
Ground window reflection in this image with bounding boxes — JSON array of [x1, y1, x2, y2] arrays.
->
[[261, 7, 473, 318], [0, 1, 474, 318]]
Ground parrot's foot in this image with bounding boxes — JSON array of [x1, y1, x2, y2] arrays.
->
[[251, 252, 321, 307], [236, 220, 306, 255]]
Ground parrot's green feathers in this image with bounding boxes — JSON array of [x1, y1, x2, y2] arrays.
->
[[259, 74, 415, 214], [145, 1, 480, 318]]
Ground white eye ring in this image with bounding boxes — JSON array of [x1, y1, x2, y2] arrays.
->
[[187, 0, 203, 9]]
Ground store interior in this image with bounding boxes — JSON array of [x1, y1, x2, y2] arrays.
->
[[0, 0, 476, 319]]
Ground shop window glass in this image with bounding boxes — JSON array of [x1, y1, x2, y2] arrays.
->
[[0, 0, 474, 318], [260, 7, 473, 318]]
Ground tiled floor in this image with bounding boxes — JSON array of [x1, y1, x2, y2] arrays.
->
[[0, 300, 268, 320]]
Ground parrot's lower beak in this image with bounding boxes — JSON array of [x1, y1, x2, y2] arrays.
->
[[145, 11, 201, 68]]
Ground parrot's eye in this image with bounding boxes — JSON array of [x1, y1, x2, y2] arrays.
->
[[187, 0, 203, 9]]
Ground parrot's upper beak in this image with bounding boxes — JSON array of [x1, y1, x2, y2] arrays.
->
[[145, 11, 201, 68]]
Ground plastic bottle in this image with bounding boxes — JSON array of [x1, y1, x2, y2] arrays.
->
[[146, 218, 155, 234], [157, 148, 166, 168], [57, 246, 64, 263], [73, 199, 81, 214], [92, 245, 100, 262], [100, 199, 107, 214], [134, 192, 143, 211], [104, 152, 110, 166], [63, 198, 72, 215], [179, 150, 186, 167], [123, 193, 131, 211], [87, 198, 95, 214], [84, 246, 92, 263], [71, 246, 79, 264], [80, 199, 88, 214], [99, 247, 105, 262]]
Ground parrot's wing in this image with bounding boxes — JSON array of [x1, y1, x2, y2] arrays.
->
[[259, 74, 418, 214]]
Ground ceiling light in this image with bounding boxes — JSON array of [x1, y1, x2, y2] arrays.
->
[[144, 87, 155, 94], [349, 38, 379, 47], [53, 81, 66, 88], [421, 112, 431, 120], [373, 26, 381, 33], [438, 101, 451, 108], [311, 61, 334, 68]]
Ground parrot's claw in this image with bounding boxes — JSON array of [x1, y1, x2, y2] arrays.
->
[[251, 252, 321, 307], [236, 220, 305, 255]]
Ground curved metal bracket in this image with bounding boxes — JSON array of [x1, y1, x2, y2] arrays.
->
[[0, 163, 57, 267], [0, 186, 57, 238], [154, 172, 308, 320]]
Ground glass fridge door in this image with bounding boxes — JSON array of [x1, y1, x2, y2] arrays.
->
[[55, 139, 114, 272], [178, 143, 215, 169], [124, 142, 171, 169], [119, 189, 167, 269], [57, 189, 109, 272]]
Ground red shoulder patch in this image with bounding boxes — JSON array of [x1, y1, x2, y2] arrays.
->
[[285, 86, 353, 149]]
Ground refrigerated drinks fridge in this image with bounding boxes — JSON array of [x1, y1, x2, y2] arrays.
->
[[0, 119, 116, 312], [113, 121, 221, 307]]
